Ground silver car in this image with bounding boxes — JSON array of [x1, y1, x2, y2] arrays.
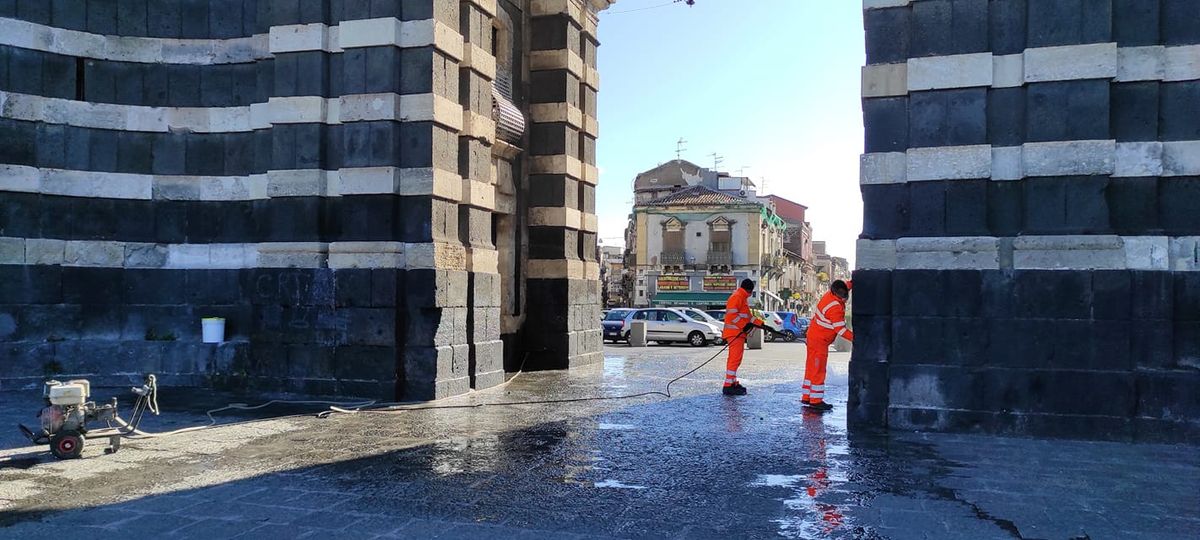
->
[[622, 308, 719, 347], [675, 307, 727, 345]]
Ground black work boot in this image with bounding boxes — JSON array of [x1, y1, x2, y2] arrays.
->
[[722, 384, 747, 396], [804, 401, 833, 412]]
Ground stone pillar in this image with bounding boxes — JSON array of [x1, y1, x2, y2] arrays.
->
[[522, 0, 605, 369], [853, 0, 1200, 442]]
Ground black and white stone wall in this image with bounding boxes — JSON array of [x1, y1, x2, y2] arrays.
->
[[0, 0, 609, 399], [850, 0, 1200, 442]]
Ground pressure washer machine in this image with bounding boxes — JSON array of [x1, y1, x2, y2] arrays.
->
[[17, 374, 160, 460]]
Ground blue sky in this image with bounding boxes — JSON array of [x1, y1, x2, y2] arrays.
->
[[596, 0, 866, 264]]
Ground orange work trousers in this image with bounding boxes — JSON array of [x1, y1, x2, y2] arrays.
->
[[802, 337, 833, 403], [724, 335, 745, 387]]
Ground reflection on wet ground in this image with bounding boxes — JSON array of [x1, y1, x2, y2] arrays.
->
[[0, 343, 1197, 539]]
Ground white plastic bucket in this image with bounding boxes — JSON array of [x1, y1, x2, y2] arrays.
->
[[201, 317, 225, 343]]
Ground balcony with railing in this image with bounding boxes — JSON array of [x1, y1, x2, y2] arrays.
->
[[660, 251, 685, 266], [707, 250, 732, 266]]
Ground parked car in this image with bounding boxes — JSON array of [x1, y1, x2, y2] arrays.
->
[[674, 307, 726, 345], [622, 308, 719, 347], [767, 312, 808, 342], [602, 308, 634, 343], [703, 308, 784, 341]]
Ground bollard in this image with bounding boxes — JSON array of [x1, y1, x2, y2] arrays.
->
[[747, 328, 764, 349], [629, 320, 648, 347], [834, 335, 852, 352]]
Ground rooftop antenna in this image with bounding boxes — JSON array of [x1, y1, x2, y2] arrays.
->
[[737, 165, 751, 176], [675, 138, 687, 161], [709, 152, 724, 170]]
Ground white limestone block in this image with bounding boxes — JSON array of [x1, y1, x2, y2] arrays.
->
[[209, 244, 254, 268], [268, 96, 330, 124], [65, 241, 125, 267], [269, 23, 330, 53], [397, 168, 463, 200], [124, 243, 169, 268], [860, 152, 907, 184], [1124, 236, 1170, 271], [863, 0, 911, 8], [0, 164, 40, 193], [328, 242, 406, 269], [896, 237, 1000, 270], [1169, 237, 1200, 271], [1162, 141, 1200, 176], [0, 237, 25, 264], [1013, 235, 1125, 270], [267, 170, 334, 197], [249, 102, 272, 130], [1022, 140, 1115, 177], [339, 93, 400, 122], [1024, 42, 1118, 83], [1116, 46, 1165, 82], [906, 145, 991, 181], [907, 53, 993, 91], [154, 177, 202, 200], [257, 243, 328, 269], [399, 94, 463, 131], [991, 146, 1023, 180], [339, 167, 400, 195], [856, 239, 897, 270], [1164, 45, 1200, 82], [992, 54, 1024, 88], [1114, 142, 1164, 177], [199, 176, 268, 200], [206, 107, 252, 133], [42, 170, 153, 200], [166, 244, 211, 269], [25, 239, 65, 265], [338, 18, 402, 49]]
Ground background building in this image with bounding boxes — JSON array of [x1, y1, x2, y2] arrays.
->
[[599, 244, 625, 307], [0, 0, 614, 400], [851, 0, 1200, 442]]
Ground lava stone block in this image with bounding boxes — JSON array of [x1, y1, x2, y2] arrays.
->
[[152, 132, 187, 175], [1063, 176, 1110, 233], [942, 317, 988, 367], [1091, 271, 1131, 320], [1159, 81, 1200, 141], [1025, 81, 1109, 143], [339, 121, 369, 168], [907, 88, 984, 147], [117, 0, 149, 36], [229, 63, 257, 106], [88, 128, 119, 172], [185, 132, 226, 176], [341, 48, 367, 95], [893, 270, 944, 317], [167, 65, 201, 106], [1013, 270, 1092, 319], [63, 267, 125, 305], [335, 269, 373, 308], [117, 131, 154, 174], [147, 0, 182, 38], [224, 132, 254, 174], [155, 201, 189, 243], [1023, 176, 1067, 233], [371, 268, 401, 308], [910, 0, 988, 58], [1088, 320, 1133, 370], [342, 0, 371, 20], [530, 14, 571, 51], [16, 0, 50, 23], [35, 124, 66, 169], [210, 0, 244, 38], [942, 270, 984, 317], [944, 179, 988, 235], [298, 0, 327, 23], [1175, 321, 1200, 369], [864, 6, 911, 64], [1111, 82, 1160, 142], [334, 345, 397, 380], [528, 226, 577, 260], [8, 48, 43, 96], [401, 0, 434, 21], [1026, 0, 1111, 48], [142, 63, 169, 106], [1130, 320, 1173, 370], [861, 183, 909, 239], [273, 53, 299, 97], [296, 51, 329, 96], [0, 265, 63, 304], [367, 122, 399, 166], [988, 0, 1026, 55], [398, 122, 435, 168], [1137, 370, 1200, 420], [338, 195, 398, 242], [852, 270, 893, 317], [863, 97, 909, 153], [188, 201, 254, 243], [294, 124, 325, 169], [1106, 177, 1158, 233], [123, 269, 188, 305], [51, 0, 88, 31], [402, 47, 436, 94], [86, 0, 118, 35], [851, 315, 891, 363], [41, 53, 76, 99], [257, 196, 326, 242], [987, 87, 1025, 146], [1162, 0, 1200, 46], [1131, 271, 1173, 320], [181, 0, 212, 38], [115, 64, 147, 104], [1176, 273, 1200, 322], [986, 180, 1022, 236], [907, 181, 947, 236], [200, 66, 234, 107], [980, 270, 1015, 318], [1113, 0, 1160, 46], [1159, 177, 1200, 235]]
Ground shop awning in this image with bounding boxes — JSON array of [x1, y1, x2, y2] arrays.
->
[[651, 292, 733, 306]]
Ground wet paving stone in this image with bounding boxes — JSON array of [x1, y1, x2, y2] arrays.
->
[[2, 343, 1198, 539]]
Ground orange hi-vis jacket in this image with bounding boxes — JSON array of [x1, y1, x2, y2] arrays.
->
[[808, 283, 853, 343], [722, 287, 755, 340]]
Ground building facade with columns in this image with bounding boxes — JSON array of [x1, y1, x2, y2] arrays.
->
[[0, 0, 611, 400], [852, 0, 1199, 441]]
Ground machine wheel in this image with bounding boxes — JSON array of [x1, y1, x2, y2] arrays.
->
[[50, 431, 84, 460], [784, 330, 796, 342], [765, 331, 775, 342], [688, 331, 706, 347]]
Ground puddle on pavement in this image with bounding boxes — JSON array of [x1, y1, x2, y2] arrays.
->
[[750, 474, 805, 488], [593, 479, 646, 490], [597, 423, 636, 430], [602, 357, 627, 379]]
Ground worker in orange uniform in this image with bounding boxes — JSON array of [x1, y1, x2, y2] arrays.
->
[[721, 279, 763, 396], [802, 280, 853, 411]]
